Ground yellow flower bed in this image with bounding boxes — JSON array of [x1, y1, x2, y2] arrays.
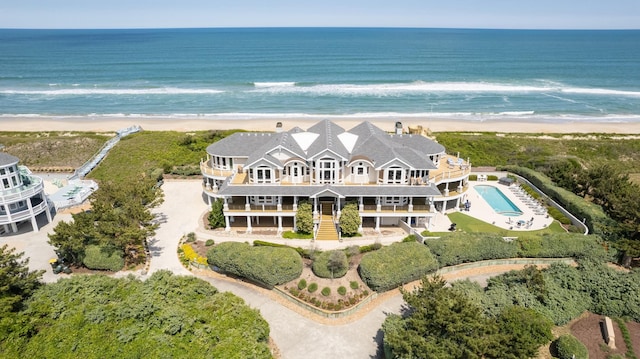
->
[[180, 244, 208, 266]]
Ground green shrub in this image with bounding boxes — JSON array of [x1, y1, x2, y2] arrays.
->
[[205, 239, 215, 246], [298, 279, 307, 290], [282, 230, 313, 239], [359, 242, 382, 253], [424, 233, 518, 267], [339, 202, 361, 237], [186, 232, 196, 242], [337, 286, 347, 295], [206, 242, 302, 288], [554, 334, 588, 359], [208, 199, 225, 229], [308, 282, 318, 293], [312, 250, 348, 278], [321, 287, 331, 296], [253, 240, 311, 258], [516, 233, 608, 260], [401, 235, 416, 243], [295, 201, 313, 234], [487, 175, 498, 181], [82, 245, 125, 271], [358, 242, 438, 292], [469, 174, 478, 181], [350, 281, 359, 289]]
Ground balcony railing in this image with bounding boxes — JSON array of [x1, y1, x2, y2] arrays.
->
[[200, 161, 233, 178], [226, 204, 295, 212], [0, 200, 49, 224], [0, 176, 44, 205]]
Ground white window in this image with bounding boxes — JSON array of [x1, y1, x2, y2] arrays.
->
[[387, 167, 404, 184], [252, 196, 276, 205], [255, 167, 272, 183], [383, 196, 408, 205], [318, 158, 337, 184]]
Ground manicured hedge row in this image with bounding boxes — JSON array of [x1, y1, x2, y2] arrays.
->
[[82, 245, 124, 271], [516, 233, 609, 260], [358, 242, 438, 292], [425, 232, 609, 267], [207, 242, 302, 288], [501, 165, 616, 237], [424, 233, 518, 267]]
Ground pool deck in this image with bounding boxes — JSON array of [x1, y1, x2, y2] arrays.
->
[[430, 181, 555, 232]]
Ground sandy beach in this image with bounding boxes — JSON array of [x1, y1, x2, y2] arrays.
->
[[2, 115, 640, 134]]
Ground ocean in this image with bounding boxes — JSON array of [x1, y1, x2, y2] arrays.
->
[[1, 28, 639, 124]]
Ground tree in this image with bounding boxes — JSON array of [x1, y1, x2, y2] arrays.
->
[[295, 201, 313, 234], [496, 306, 553, 359], [48, 175, 164, 266], [0, 245, 43, 314], [326, 250, 348, 279], [208, 198, 225, 229], [339, 202, 360, 237]]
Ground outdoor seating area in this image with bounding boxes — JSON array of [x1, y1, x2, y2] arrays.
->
[[508, 185, 548, 216]]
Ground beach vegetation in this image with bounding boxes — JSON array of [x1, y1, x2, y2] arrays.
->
[[0, 245, 43, 319], [553, 334, 589, 359], [0, 271, 271, 358], [82, 244, 125, 271], [88, 130, 241, 184]]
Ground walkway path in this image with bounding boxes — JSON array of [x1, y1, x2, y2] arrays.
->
[[1, 179, 551, 359]]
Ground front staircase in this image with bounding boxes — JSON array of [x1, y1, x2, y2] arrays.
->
[[316, 214, 339, 240]]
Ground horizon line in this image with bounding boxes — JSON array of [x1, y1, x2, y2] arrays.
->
[[1, 26, 639, 31]]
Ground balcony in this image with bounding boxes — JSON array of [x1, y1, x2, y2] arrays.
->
[[226, 204, 295, 213], [200, 161, 233, 179], [0, 175, 44, 205], [428, 155, 471, 184], [0, 199, 49, 224]]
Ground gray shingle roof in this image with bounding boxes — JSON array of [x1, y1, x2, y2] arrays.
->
[[0, 152, 19, 167]]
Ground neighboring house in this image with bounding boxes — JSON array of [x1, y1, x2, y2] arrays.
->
[[0, 152, 53, 235], [200, 120, 470, 238]]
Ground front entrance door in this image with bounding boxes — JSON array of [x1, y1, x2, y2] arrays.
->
[[321, 201, 334, 216]]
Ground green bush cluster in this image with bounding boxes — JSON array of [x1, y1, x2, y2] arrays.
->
[[337, 286, 347, 296], [207, 242, 302, 288], [253, 240, 311, 258], [297, 279, 307, 290], [359, 242, 382, 253], [312, 250, 348, 278], [547, 207, 572, 224], [321, 287, 331, 296], [502, 165, 616, 237], [350, 281, 359, 289], [516, 233, 609, 261], [554, 334, 589, 359], [205, 239, 215, 246], [358, 242, 438, 292], [424, 233, 518, 267], [308, 283, 318, 293], [281, 230, 313, 239], [82, 245, 124, 271]]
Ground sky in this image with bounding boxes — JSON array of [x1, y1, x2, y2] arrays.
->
[[0, 0, 639, 30]]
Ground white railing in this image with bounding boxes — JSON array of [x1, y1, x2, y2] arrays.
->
[[0, 200, 49, 224], [0, 177, 44, 205]]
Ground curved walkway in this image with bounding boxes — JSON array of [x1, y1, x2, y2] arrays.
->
[[2, 179, 565, 359]]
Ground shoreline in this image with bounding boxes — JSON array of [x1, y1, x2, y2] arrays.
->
[[2, 115, 640, 134]]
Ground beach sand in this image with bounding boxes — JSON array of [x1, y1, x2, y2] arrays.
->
[[2, 115, 639, 134]]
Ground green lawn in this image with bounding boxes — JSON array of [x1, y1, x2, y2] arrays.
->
[[430, 211, 565, 237]]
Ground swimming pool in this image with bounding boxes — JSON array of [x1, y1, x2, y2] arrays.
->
[[474, 185, 523, 216]]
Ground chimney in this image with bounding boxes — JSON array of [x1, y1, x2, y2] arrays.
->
[[275, 122, 283, 133], [395, 121, 402, 135]]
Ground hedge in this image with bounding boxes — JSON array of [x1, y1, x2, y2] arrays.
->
[[82, 245, 124, 271], [516, 233, 609, 261], [424, 233, 518, 267], [554, 334, 588, 359], [502, 165, 616, 238], [358, 242, 438, 292], [207, 242, 303, 288], [312, 250, 348, 278]]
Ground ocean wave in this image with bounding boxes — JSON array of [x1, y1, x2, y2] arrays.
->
[[249, 81, 640, 97], [0, 87, 225, 95], [4, 112, 640, 123], [252, 82, 297, 88]]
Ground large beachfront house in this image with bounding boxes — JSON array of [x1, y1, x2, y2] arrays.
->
[[200, 120, 470, 239], [0, 152, 53, 235]]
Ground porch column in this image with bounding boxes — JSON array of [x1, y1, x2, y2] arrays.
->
[[245, 196, 251, 211], [246, 216, 252, 233], [336, 197, 341, 217], [313, 197, 318, 217], [458, 179, 463, 192], [456, 197, 461, 209], [293, 196, 298, 211], [277, 196, 282, 211], [375, 216, 381, 232], [293, 215, 297, 232], [429, 197, 435, 212], [358, 216, 363, 233], [376, 197, 381, 212], [359, 196, 364, 211], [407, 216, 413, 228], [223, 197, 229, 211], [408, 196, 413, 212], [27, 199, 38, 232], [225, 216, 231, 232], [277, 216, 283, 234], [43, 194, 52, 223], [10, 222, 17, 233], [444, 182, 449, 196]]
